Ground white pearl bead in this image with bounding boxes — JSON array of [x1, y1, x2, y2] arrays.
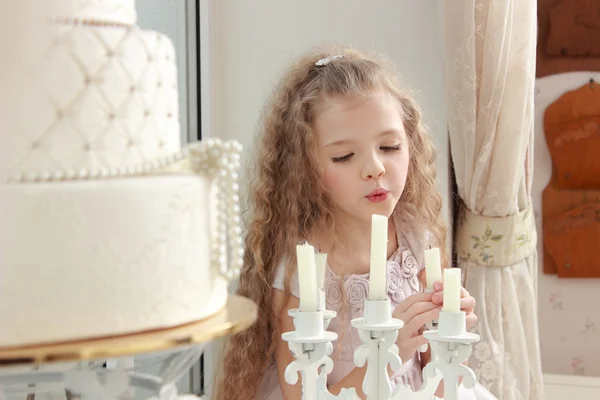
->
[[195, 139, 246, 281], [229, 226, 242, 236]]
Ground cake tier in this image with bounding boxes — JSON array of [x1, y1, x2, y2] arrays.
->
[[49, 0, 137, 25], [0, 174, 227, 347], [0, 24, 180, 179]]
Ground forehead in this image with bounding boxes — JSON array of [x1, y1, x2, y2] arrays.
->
[[313, 92, 405, 142]]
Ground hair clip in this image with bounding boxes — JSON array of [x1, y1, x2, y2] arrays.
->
[[315, 54, 348, 67]]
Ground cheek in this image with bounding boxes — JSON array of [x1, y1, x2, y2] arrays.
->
[[321, 166, 348, 195], [398, 150, 410, 175], [400, 156, 410, 178], [388, 153, 410, 183]]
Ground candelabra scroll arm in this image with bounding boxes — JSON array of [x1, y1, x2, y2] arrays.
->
[[389, 366, 443, 400], [425, 340, 477, 396], [316, 378, 359, 400], [351, 307, 404, 400], [421, 312, 480, 400], [282, 308, 340, 400], [284, 341, 325, 400], [315, 342, 359, 400], [284, 342, 309, 386]]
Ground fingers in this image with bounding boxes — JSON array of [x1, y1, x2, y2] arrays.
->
[[431, 293, 476, 312], [399, 301, 440, 325], [393, 291, 434, 314], [409, 334, 429, 349], [404, 306, 442, 334], [466, 313, 478, 330], [460, 295, 476, 312], [431, 287, 474, 306], [417, 268, 427, 286], [402, 334, 429, 357]]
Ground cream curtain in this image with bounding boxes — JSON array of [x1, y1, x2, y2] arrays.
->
[[439, 1, 544, 399]]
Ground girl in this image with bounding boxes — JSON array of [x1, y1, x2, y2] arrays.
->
[[214, 46, 494, 399]]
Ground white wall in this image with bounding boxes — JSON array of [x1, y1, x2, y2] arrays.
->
[[533, 72, 600, 378], [202, 1, 449, 396], [207, 0, 449, 224]]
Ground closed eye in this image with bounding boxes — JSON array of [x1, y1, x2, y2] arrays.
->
[[381, 144, 402, 152], [331, 153, 354, 163]]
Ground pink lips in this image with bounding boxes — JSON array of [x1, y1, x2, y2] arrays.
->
[[365, 188, 389, 203]]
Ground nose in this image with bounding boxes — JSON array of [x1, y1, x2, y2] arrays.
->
[[361, 154, 385, 180]]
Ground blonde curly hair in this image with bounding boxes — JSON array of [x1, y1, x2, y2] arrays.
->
[[213, 45, 447, 399]]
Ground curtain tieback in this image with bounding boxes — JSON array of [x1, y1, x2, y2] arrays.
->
[[455, 203, 537, 267]]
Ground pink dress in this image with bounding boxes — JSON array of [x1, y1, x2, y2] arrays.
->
[[257, 221, 498, 399], [258, 224, 429, 398]]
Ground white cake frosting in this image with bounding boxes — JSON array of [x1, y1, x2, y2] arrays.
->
[[50, 0, 137, 25], [0, 24, 180, 179], [0, 2, 243, 347], [0, 175, 227, 346], [24, 0, 137, 26]]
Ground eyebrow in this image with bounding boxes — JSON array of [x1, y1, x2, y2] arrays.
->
[[324, 129, 402, 148]]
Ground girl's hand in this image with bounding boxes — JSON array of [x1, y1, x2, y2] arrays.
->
[[391, 292, 441, 363], [430, 281, 477, 330]]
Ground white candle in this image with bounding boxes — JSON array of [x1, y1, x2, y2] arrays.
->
[[297, 243, 318, 312], [315, 252, 327, 291], [315, 252, 327, 311], [424, 247, 442, 289], [369, 214, 388, 301], [442, 268, 461, 313]]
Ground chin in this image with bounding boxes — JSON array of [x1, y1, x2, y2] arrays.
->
[[364, 205, 395, 219]]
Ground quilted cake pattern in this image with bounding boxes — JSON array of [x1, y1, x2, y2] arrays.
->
[[0, 24, 180, 177]]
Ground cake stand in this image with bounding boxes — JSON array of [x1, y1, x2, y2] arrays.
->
[[0, 295, 257, 400]]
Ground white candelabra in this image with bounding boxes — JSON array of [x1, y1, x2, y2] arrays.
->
[[282, 298, 479, 400], [288, 217, 480, 400]]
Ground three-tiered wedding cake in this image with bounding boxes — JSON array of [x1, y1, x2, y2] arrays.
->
[[0, 0, 242, 347]]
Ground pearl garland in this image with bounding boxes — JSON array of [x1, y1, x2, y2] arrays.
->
[[3, 150, 188, 184], [49, 17, 134, 29], [188, 138, 244, 281], [3, 137, 245, 282]]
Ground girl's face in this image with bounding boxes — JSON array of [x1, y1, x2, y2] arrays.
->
[[314, 91, 410, 225]]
